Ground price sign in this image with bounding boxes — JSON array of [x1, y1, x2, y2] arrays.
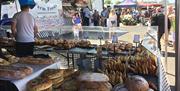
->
[[133, 34, 140, 43], [112, 34, 118, 43]]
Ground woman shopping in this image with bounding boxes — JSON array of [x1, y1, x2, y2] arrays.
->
[[72, 13, 82, 40]]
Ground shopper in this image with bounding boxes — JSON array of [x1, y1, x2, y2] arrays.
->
[[108, 10, 117, 27], [151, 7, 171, 51], [11, 5, 38, 57], [72, 13, 82, 40], [116, 9, 121, 27], [92, 10, 100, 26], [101, 7, 109, 27], [83, 6, 91, 26]]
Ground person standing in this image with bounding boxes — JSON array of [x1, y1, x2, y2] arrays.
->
[[116, 9, 121, 27], [72, 13, 82, 40], [101, 7, 109, 27], [11, 5, 38, 57], [93, 10, 100, 26], [83, 6, 91, 26], [151, 7, 171, 51]]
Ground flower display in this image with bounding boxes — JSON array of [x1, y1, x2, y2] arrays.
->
[[121, 14, 137, 26]]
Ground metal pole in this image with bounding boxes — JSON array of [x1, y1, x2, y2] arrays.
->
[[164, 0, 168, 72], [175, 0, 180, 90]]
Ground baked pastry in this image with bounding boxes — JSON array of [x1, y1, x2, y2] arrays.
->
[[5, 55, 19, 64], [0, 58, 10, 66], [19, 56, 54, 65], [41, 69, 64, 79], [0, 66, 33, 79], [27, 77, 52, 91]]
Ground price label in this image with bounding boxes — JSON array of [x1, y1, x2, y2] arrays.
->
[[133, 34, 140, 43], [112, 34, 118, 43]]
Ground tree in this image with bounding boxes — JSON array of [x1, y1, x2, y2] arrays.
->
[[115, 1, 121, 4], [104, 0, 112, 4]]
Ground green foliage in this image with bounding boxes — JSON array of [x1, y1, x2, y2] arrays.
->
[[115, 1, 121, 4], [104, 0, 112, 4]]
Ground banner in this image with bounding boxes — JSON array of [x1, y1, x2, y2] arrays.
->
[[31, 0, 64, 30]]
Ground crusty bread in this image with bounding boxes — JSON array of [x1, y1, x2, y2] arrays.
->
[[0, 66, 33, 79], [19, 57, 54, 65], [41, 69, 64, 79], [27, 77, 52, 91]]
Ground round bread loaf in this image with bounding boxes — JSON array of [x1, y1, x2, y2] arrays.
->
[[126, 75, 149, 91], [0, 66, 33, 79], [27, 77, 52, 91], [41, 69, 64, 79]]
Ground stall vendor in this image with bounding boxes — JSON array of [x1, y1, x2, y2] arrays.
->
[[11, 4, 38, 57]]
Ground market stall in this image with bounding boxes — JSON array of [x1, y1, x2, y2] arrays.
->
[[0, 26, 171, 91]]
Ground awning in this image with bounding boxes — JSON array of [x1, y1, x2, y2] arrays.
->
[[114, 0, 137, 8], [138, 3, 162, 7]]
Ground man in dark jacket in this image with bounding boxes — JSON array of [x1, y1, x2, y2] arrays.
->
[[151, 7, 171, 51]]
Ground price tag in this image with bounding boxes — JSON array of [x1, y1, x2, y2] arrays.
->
[[112, 34, 118, 43], [133, 34, 140, 43]]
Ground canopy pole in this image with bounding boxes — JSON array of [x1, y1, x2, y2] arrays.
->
[[175, 0, 180, 91], [164, 0, 168, 72]]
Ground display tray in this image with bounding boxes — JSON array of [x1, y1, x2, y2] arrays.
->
[[108, 50, 135, 56]]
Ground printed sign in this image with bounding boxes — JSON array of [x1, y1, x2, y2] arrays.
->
[[31, 0, 64, 30], [133, 34, 140, 43]]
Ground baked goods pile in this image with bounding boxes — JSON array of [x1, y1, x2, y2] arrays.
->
[[102, 41, 134, 53], [0, 38, 15, 47], [77, 73, 112, 91], [103, 49, 157, 78], [0, 55, 19, 66], [27, 68, 79, 91], [35, 39, 92, 49], [0, 66, 33, 79], [41, 69, 64, 89], [27, 77, 53, 91], [19, 56, 54, 65], [35, 39, 77, 49], [75, 40, 92, 48]]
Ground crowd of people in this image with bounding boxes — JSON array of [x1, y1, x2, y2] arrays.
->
[[71, 5, 175, 50]]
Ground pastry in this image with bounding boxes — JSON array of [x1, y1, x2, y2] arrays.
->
[[0, 58, 10, 66], [19, 57, 54, 65], [41, 69, 64, 79], [27, 77, 52, 91], [0, 66, 33, 79]]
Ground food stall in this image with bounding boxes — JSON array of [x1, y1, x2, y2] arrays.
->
[[0, 25, 171, 91], [0, 0, 172, 91]]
